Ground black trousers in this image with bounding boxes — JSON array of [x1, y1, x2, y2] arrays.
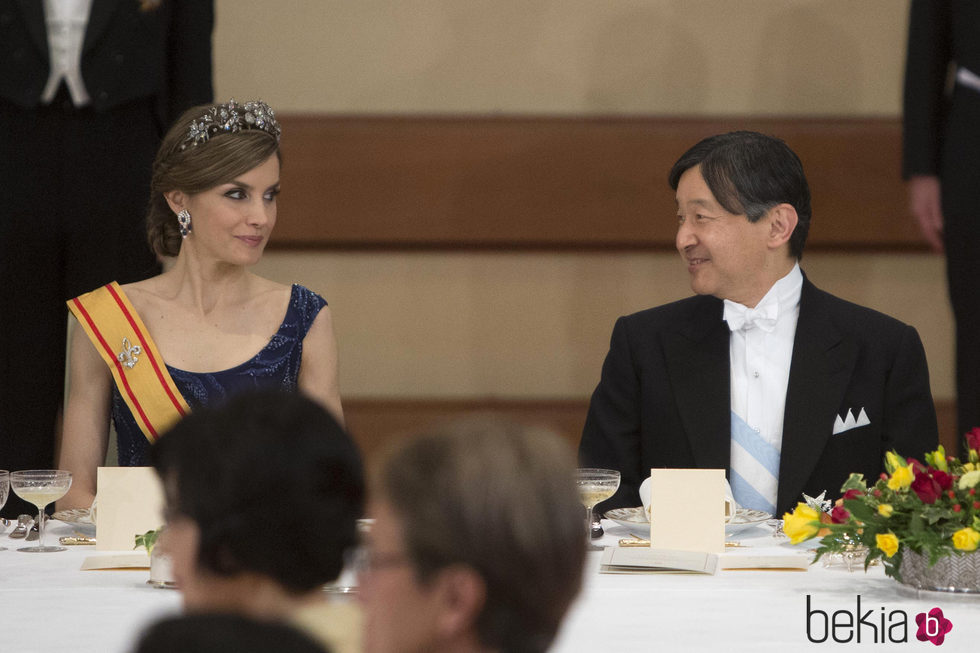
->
[[0, 89, 161, 517], [942, 84, 980, 455]]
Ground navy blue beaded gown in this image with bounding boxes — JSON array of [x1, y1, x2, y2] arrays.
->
[[112, 284, 327, 465]]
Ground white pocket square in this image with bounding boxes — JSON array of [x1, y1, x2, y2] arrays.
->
[[833, 408, 870, 435]]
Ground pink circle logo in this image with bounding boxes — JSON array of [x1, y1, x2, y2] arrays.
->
[[915, 608, 952, 646]]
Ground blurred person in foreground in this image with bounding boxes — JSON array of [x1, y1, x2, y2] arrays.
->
[[150, 390, 363, 653], [580, 131, 939, 517], [359, 417, 586, 653], [0, 0, 213, 519], [58, 98, 344, 509], [134, 613, 329, 653]]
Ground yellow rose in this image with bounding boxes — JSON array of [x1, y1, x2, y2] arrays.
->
[[885, 451, 905, 474], [887, 466, 913, 491], [958, 470, 980, 490], [952, 528, 980, 552], [782, 503, 821, 545], [877, 504, 894, 517], [875, 532, 900, 557]]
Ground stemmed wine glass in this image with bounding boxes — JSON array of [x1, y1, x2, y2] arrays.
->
[[10, 470, 72, 553], [0, 470, 8, 551], [575, 468, 620, 551]]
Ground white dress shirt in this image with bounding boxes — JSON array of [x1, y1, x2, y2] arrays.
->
[[41, 0, 94, 106], [724, 263, 802, 510]]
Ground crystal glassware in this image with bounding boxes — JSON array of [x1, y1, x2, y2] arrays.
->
[[10, 470, 72, 553], [0, 470, 8, 551], [575, 468, 620, 551]]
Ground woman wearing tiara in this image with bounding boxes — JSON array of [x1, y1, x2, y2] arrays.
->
[[57, 99, 343, 509]]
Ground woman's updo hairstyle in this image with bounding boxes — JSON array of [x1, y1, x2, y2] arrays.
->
[[146, 100, 282, 257]]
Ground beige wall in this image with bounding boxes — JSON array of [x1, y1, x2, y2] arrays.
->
[[214, 0, 909, 116], [214, 1, 955, 401], [253, 252, 954, 400]]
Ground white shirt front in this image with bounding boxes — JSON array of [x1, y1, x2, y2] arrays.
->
[[724, 263, 803, 509], [41, 0, 94, 106]]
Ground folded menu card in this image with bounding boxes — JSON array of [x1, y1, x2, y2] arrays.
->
[[95, 467, 164, 551], [600, 547, 718, 575], [648, 468, 726, 553], [720, 550, 811, 571]]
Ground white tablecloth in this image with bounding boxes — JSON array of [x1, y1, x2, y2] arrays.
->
[[551, 519, 980, 651], [2, 518, 978, 652], [1, 520, 179, 653]]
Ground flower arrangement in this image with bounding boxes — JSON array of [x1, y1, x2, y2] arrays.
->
[[783, 429, 980, 582]]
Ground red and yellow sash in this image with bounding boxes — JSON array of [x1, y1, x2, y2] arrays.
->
[[68, 282, 190, 444]]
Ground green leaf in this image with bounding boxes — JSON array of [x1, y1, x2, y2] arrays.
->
[[840, 474, 868, 492], [909, 512, 924, 533], [843, 498, 876, 522], [134, 528, 161, 555]]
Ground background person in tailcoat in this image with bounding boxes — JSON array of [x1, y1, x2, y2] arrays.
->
[[0, 0, 212, 517], [903, 0, 980, 451]]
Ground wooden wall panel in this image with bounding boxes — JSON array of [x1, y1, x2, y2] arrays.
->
[[274, 116, 919, 250], [342, 398, 957, 467]]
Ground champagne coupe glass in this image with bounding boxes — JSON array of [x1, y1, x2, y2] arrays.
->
[[575, 468, 620, 551], [0, 470, 8, 551], [10, 470, 72, 553]]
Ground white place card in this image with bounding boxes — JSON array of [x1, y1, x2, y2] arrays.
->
[[648, 468, 726, 553], [95, 467, 164, 551], [600, 547, 718, 575]]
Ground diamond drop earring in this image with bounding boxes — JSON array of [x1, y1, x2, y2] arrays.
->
[[177, 209, 192, 238]]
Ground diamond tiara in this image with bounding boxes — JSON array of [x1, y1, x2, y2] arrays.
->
[[179, 99, 281, 151]]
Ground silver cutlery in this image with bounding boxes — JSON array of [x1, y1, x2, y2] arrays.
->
[[9, 514, 31, 539]]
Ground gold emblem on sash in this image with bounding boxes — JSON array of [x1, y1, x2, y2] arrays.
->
[[117, 337, 142, 369]]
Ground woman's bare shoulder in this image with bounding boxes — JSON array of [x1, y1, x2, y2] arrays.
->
[[118, 277, 176, 316], [248, 275, 292, 305]]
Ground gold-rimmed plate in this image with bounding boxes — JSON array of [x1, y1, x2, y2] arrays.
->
[[52, 508, 94, 525], [604, 506, 771, 534]]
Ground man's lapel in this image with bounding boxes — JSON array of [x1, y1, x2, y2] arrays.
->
[[662, 298, 731, 471], [15, 0, 48, 58], [82, 0, 119, 54], [777, 279, 858, 512]]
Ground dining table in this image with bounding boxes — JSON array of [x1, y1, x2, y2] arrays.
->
[[551, 518, 980, 651], [2, 517, 978, 652]]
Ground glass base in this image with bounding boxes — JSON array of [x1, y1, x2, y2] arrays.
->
[[587, 543, 606, 551], [17, 545, 67, 553]]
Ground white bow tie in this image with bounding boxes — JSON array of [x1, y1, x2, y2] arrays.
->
[[723, 297, 778, 332]]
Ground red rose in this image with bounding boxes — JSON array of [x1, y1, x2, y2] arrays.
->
[[831, 505, 851, 524], [966, 427, 980, 453], [933, 470, 953, 490], [911, 469, 942, 504], [842, 489, 863, 500]]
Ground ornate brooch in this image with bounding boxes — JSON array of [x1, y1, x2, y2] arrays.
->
[[117, 338, 143, 369]]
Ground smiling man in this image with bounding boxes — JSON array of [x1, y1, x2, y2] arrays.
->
[[579, 131, 939, 517]]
